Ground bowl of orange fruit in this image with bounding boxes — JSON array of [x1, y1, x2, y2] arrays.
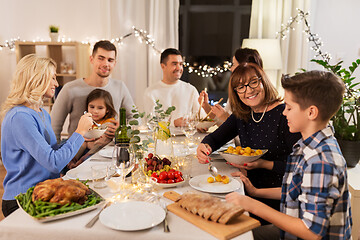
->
[[219, 146, 268, 165]]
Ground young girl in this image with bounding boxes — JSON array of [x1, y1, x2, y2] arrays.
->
[[86, 88, 117, 129], [68, 89, 117, 166]]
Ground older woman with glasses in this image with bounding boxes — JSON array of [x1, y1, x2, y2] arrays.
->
[[197, 63, 301, 225]]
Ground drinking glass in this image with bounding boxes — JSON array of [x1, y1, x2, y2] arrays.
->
[[91, 165, 108, 189], [112, 143, 135, 187], [181, 113, 199, 148]]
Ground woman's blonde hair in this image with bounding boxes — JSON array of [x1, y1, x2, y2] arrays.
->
[[228, 63, 282, 121], [1, 54, 57, 119]]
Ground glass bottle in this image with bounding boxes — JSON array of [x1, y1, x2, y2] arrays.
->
[[113, 108, 134, 178]]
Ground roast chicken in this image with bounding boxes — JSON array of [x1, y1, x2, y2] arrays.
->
[[32, 178, 91, 205], [176, 192, 244, 224]]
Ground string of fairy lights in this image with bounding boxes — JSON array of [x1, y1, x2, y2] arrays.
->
[[276, 8, 331, 63], [0, 26, 232, 77], [1, 10, 331, 76]]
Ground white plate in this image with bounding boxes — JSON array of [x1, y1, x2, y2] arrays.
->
[[99, 201, 165, 231], [99, 147, 113, 158], [66, 168, 93, 181], [169, 126, 185, 136], [189, 174, 241, 193], [155, 180, 185, 188]]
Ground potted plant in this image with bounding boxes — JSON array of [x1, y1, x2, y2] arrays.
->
[[312, 59, 360, 167], [49, 25, 59, 42]]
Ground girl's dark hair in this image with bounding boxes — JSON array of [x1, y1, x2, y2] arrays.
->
[[234, 48, 263, 68], [86, 89, 116, 120], [228, 63, 281, 121]]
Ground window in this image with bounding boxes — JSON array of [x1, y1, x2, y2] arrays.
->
[[179, 0, 252, 102]]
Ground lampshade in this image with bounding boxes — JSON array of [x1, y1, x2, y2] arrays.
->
[[241, 39, 282, 70]]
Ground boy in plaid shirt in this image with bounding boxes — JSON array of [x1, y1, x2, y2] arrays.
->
[[227, 70, 352, 239]]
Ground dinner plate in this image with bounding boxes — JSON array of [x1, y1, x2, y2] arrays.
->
[[99, 201, 165, 231], [154, 180, 185, 188], [98, 147, 113, 158], [66, 168, 93, 181], [189, 174, 241, 193]]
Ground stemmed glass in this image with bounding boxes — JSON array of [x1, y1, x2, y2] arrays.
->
[[112, 143, 136, 188], [181, 113, 199, 148]]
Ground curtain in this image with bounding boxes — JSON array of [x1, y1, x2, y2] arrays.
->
[[109, 0, 179, 111], [249, 0, 311, 92]]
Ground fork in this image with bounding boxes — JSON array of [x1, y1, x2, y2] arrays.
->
[[163, 206, 170, 232], [85, 201, 111, 228]]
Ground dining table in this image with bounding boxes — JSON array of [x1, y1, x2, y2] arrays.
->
[[0, 132, 257, 240]]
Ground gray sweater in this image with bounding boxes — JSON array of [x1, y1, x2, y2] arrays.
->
[[51, 78, 135, 141]]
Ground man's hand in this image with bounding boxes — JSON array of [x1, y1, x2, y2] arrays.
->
[[211, 104, 230, 122], [174, 117, 186, 127], [104, 119, 118, 138]]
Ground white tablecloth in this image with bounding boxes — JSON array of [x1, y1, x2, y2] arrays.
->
[[0, 134, 254, 240]]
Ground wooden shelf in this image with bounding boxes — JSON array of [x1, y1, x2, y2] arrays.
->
[[15, 41, 91, 80]]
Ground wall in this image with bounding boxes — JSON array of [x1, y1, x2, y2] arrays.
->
[[0, 0, 109, 106], [308, 0, 360, 82], [1, 0, 359, 107]]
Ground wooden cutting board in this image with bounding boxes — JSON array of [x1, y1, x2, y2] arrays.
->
[[164, 191, 260, 240]]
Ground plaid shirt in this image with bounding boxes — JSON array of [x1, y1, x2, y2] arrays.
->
[[280, 126, 352, 239]]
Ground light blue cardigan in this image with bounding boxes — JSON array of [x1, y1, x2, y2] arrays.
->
[[1, 106, 84, 200]]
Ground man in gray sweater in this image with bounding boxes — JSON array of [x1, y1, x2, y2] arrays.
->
[[51, 40, 134, 143]]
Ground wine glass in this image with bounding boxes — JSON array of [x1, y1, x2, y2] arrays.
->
[[181, 113, 199, 148], [112, 144, 135, 188]]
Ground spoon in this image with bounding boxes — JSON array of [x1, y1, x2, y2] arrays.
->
[[84, 111, 101, 127], [207, 154, 219, 177]]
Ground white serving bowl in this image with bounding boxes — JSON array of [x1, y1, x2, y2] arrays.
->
[[197, 120, 216, 129], [219, 149, 268, 165], [84, 128, 106, 139]]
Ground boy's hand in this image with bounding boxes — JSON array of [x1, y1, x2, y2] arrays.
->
[[225, 192, 254, 212], [231, 171, 257, 196]]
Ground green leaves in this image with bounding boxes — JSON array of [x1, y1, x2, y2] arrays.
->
[[311, 58, 360, 141]]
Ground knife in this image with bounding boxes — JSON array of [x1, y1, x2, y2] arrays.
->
[[89, 158, 112, 162]]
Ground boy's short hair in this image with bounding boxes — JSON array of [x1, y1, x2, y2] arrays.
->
[[281, 70, 345, 122], [160, 48, 182, 64], [92, 40, 117, 57]]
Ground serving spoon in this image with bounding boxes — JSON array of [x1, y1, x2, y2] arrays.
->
[[207, 154, 219, 177]]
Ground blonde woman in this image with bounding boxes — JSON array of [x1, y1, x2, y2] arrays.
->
[[0, 54, 93, 217]]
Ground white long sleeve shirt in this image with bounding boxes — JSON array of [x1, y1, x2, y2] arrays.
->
[[143, 80, 205, 126]]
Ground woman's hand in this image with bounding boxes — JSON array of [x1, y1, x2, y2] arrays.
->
[[75, 113, 93, 136], [231, 171, 258, 196], [196, 143, 212, 164], [229, 158, 273, 171]]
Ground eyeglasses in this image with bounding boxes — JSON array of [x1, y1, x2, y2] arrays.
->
[[233, 77, 261, 94]]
